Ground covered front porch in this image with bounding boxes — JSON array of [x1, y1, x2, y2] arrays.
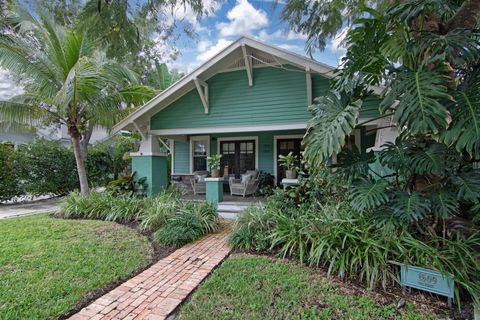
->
[[129, 121, 390, 202]]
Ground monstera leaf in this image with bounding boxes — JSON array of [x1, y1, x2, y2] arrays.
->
[[451, 169, 480, 203], [303, 91, 361, 167], [408, 142, 446, 176], [430, 189, 458, 218], [380, 69, 451, 134], [349, 179, 390, 213], [391, 191, 431, 223], [442, 67, 480, 156]]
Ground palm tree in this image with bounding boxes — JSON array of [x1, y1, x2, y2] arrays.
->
[[0, 9, 155, 194]]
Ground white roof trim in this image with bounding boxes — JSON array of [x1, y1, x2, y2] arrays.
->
[[112, 36, 384, 134], [150, 123, 308, 136]]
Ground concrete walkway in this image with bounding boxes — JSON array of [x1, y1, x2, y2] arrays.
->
[[0, 197, 60, 219], [70, 227, 231, 320]]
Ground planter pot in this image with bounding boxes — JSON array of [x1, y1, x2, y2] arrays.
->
[[285, 170, 297, 179], [211, 169, 220, 178]]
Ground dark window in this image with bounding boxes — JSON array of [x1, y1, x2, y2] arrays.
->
[[192, 139, 208, 171]]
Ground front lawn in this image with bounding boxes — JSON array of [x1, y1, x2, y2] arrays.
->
[[178, 255, 445, 320], [0, 214, 154, 319]]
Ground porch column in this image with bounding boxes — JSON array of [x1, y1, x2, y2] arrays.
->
[[205, 178, 224, 204], [131, 134, 168, 196]]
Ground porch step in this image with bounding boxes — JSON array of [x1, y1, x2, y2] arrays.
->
[[217, 201, 262, 220]]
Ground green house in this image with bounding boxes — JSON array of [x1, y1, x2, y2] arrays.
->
[[113, 37, 398, 196]]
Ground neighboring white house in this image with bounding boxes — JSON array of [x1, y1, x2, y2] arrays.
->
[[0, 69, 109, 146], [0, 125, 109, 146]]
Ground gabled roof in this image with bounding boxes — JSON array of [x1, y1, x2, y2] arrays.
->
[[112, 36, 381, 134]]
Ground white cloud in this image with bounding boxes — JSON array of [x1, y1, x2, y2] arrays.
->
[[217, 0, 268, 38], [327, 27, 348, 54], [0, 69, 23, 100], [286, 30, 308, 41], [197, 38, 233, 63], [165, 0, 222, 32], [277, 43, 303, 52], [197, 39, 212, 52], [256, 29, 282, 42]]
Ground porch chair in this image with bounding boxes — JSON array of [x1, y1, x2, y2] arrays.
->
[[229, 169, 260, 197], [190, 170, 209, 195]]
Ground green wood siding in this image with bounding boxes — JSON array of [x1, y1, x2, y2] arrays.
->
[[151, 67, 313, 130], [173, 140, 190, 173]]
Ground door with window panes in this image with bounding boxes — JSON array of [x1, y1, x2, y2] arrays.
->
[[276, 138, 304, 185], [220, 140, 255, 178]]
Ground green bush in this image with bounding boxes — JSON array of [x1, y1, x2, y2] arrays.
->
[[87, 136, 136, 187], [229, 194, 480, 305], [15, 139, 78, 196], [139, 190, 181, 230], [61, 190, 220, 248], [154, 202, 219, 248], [0, 144, 22, 201], [60, 191, 144, 223]]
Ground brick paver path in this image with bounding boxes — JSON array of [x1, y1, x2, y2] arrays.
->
[[70, 227, 230, 320]]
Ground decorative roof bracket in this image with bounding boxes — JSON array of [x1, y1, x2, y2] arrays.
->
[[194, 77, 209, 114]]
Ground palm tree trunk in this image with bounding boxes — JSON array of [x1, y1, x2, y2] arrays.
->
[[71, 134, 90, 194]]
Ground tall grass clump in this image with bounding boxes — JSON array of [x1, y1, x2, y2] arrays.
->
[[154, 202, 219, 248], [229, 196, 480, 304], [139, 190, 181, 230], [60, 191, 144, 223]]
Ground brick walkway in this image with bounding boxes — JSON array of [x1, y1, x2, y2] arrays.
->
[[70, 227, 231, 320]]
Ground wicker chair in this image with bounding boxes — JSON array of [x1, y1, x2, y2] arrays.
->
[[229, 170, 259, 197], [190, 170, 209, 195]]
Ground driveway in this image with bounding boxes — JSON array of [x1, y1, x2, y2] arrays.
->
[[0, 198, 60, 219]]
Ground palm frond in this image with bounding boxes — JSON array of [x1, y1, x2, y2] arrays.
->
[[303, 91, 361, 167]]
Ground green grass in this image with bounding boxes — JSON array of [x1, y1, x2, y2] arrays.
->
[[0, 214, 154, 319], [179, 255, 442, 320]]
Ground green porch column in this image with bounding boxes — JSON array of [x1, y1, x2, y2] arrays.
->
[[205, 178, 223, 204], [131, 134, 168, 196]]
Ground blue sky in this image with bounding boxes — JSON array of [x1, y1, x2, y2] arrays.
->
[[0, 0, 347, 99], [163, 0, 347, 73]]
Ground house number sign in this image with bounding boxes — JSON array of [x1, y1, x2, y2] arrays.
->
[[399, 264, 455, 307]]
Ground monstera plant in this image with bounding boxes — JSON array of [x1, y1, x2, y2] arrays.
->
[[301, 0, 480, 236]]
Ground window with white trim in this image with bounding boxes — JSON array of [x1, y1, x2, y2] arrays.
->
[[191, 136, 209, 172]]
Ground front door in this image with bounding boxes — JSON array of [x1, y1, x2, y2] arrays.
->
[[276, 138, 303, 185], [220, 140, 255, 178]]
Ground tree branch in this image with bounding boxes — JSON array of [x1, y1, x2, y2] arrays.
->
[[443, 0, 480, 32]]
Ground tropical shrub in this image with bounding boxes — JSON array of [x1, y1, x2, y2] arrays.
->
[[255, 171, 275, 196], [107, 172, 148, 196], [154, 202, 219, 247], [87, 136, 136, 187], [230, 195, 480, 305], [0, 144, 22, 201]]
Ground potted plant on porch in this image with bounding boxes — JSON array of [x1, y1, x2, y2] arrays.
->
[[207, 154, 222, 178], [278, 152, 298, 179]]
